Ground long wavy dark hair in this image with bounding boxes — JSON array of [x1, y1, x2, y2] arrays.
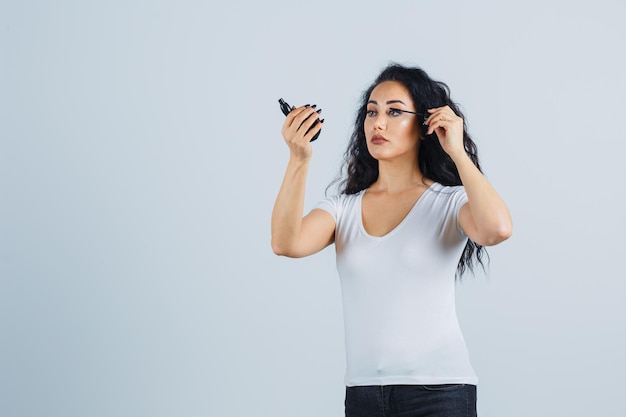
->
[[336, 63, 487, 277]]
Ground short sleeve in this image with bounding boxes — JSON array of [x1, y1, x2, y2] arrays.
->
[[449, 186, 469, 237], [314, 195, 342, 223]]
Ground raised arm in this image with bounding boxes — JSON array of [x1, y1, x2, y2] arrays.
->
[[426, 106, 513, 247], [453, 154, 512, 246], [271, 105, 335, 257]]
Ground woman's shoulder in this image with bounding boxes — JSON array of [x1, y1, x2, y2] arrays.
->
[[426, 182, 468, 208], [426, 182, 468, 215], [428, 182, 466, 195], [322, 190, 363, 207], [314, 190, 363, 219], [323, 189, 364, 201]]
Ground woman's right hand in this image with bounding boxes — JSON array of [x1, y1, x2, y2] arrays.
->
[[281, 105, 323, 160]]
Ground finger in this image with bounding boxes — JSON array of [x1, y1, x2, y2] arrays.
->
[[425, 111, 459, 132], [304, 118, 324, 142], [426, 106, 457, 119], [427, 118, 450, 135], [424, 109, 443, 128], [428, 105, 452, 113], [282, 106, 316, 138], [290, 106, 318, 130], [284, 105, 309, 127], [425, 107, 444, 124], [426, 123, 438, 136], [283, 110, 321, 146], [298, 110, 322, 134], [428, 114, 463, 135]]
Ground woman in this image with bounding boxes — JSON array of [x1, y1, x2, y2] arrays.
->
[[271, 63, 512, 417]]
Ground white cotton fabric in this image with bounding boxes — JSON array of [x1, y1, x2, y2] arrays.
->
[[315, 182, 478, 387]]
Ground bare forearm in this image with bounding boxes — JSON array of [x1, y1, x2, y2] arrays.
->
[[453, 153, 513, 243], [271, 157, 310, 254]]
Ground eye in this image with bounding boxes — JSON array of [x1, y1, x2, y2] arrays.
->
[[366, 109, 377, 117], [388, 108, 402, 116]]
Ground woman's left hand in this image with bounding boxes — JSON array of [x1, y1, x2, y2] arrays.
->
[[425, 106, 465, 159]]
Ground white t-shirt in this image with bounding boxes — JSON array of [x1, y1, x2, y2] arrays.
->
[[315, 182, 478, 387]]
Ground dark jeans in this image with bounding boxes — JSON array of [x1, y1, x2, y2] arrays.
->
[[345, 384, 477, 417]]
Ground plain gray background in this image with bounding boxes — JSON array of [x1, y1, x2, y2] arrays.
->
[[1, 0, 625, 416]]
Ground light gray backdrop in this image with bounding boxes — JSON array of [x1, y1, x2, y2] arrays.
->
[[1, 1, 625, 416]]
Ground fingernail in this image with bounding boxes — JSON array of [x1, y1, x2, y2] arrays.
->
[[311, 104, 317, 109], [304, 104, 310, 107], [316, 109, 322, 114], [320, 118, 325, 123]]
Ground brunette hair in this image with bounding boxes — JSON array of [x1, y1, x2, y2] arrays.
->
[[336, 63, 487, 277]]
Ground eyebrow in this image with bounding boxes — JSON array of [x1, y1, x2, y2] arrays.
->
[[367, 100, 408, 106]]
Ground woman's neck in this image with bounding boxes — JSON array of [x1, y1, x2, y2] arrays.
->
[[371, 160, 430, 194]]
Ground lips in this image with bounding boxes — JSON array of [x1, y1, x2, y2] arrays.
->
[[371, 134, 388, 144]]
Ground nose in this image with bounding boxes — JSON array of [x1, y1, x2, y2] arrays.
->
[[373, 112, 387, 130]]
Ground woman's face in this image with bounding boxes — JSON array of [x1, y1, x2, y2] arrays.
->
[[364, 81, 421, 162]]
